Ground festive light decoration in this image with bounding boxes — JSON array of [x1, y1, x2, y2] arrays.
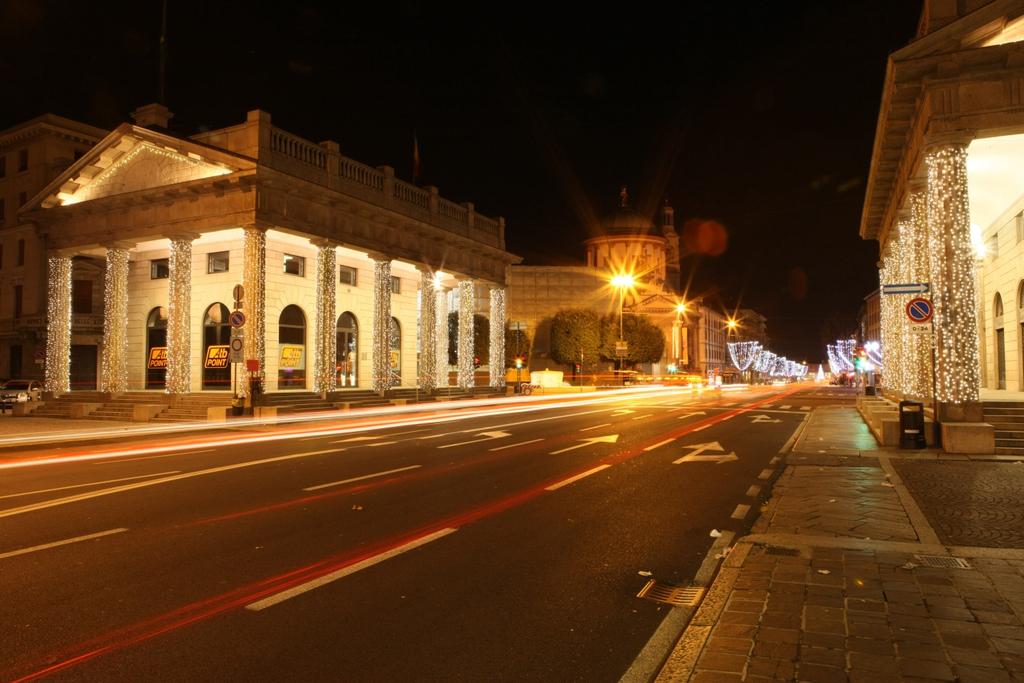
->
[[864, 341, 883, 371], [435, 287, 449, 387], [165, 237, 192, 394], [458, 280, 475, 389], [772, 356, 788, 377], [100, 247, 130, 393], [836, 340, 855, 372], [489, 287, 506, 388], [419, 269, 437, 392], [372, 258, 393, 393], [241, 226, 266, 397], [926, 144, 980, 404], [727, 341, 761, 371], [754, 350, 776, 374], [816, 364, 825, 381], [44, 255, 72, 394], [313, 244, 337, 394]]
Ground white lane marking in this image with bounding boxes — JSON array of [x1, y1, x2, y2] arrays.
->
[[0, 528, 128, 561], [631, 414, 652, 420], [730, 504, 751, 520], [779, 405, 791, 410], [437, 431, 511, 449], [692, 424, 709, 432], [746, 485, 761, 497], [489, 439, 543, 452], [0, 471, 181, 501], [544, 465, 611, 491], [246, 528, 457, 611], [769, 456, 781, 465], [722, 402, 737, 407], [333, 436, 384, 443], [721, 415, 734, 421], [800, 406, 811, 411], [580, 423, 612, 432], [762, 404, 775, 408], [304, 465, 422, 491], [549, 434, 620, 455], [91, 450, 215, 464], [0, 449, 341, 520], [643, 438, 675, 452], [758, 469, 774, 480], [366, 441, 398, 447]]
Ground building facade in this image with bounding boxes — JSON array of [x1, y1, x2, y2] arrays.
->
[[18, 105, 518, 395]]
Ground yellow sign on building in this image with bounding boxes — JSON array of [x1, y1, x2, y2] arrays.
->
[[204, 345, 230, 369], [280, 344, 305, 370], [147, 346, 167, 369]]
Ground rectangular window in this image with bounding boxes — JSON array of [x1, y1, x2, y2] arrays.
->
[[17, 149, 28, 172], [207, 251, 229, 273], [14, 285, 22, 318], [988, 234, 1000, 259], [283, 254, 305, 276], [390, 275, 401, 294], [16, 239, 24, 266], [339, 265, 357, 286], [72, 279, 92, 314], [151, 258, 169, 279]]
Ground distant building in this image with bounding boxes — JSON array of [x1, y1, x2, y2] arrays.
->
[[859, 289, 880, 346]]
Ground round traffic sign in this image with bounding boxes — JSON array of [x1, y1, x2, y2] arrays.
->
[[232, 284, 245, 301], [230, 337, 244, 352], [229, 310, 246, 328], [906, 297, 933, 323]]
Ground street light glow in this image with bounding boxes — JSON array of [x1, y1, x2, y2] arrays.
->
[[726, 318, 738, 330], [610, 273, 634, 288], [676, 302, 687, 313]]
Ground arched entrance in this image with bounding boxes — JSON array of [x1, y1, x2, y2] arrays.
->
[[278, 305, 306, 389], [389, 317, 401, 383], [145, 307, 168, 390], [202, 303, 231, 390], [995, 292, 1006, 390], [336, 312, 358, 387]]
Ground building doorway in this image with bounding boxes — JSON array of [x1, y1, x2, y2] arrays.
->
[[70, 345, 97, 390], [336, 312, 358, 387], [278, 305, 306, 389], [996, 293, 1006, 390], [390, 317, 401, 384], [146, 306, 168, 389], [202, 303, 231, 391]]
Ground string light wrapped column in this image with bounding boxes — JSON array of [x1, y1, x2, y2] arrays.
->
[[418, 269, 437, 392], [435, 285, 449, 387], [100, 246, 130, 393], [906, 190, 933, 399], [371, 257, 393, 393], [458, 279, 475, 389], [313, 241, 337, 394], [488, 287, 506, 388], [241, 226, 266, 397], [926, 143, 981, 415], [44, 255, 73, 394], [165, 236, 193, 395]]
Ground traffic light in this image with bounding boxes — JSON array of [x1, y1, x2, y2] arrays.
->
[[854, 347, 869, 371], [514, 356, 524, 369]]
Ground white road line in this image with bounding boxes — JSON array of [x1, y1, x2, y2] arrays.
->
[[246, 528, 457, 611], [722, 402, 737, 407], [366, 441, 398, 447], [0, 528, 128, 561], [643, 438, 675, 452], [580, 423, 611, 432], [91, 449, 215, 464], [332, 436, 384, 443], [631, 414, 652, 420], [692, 424, 709, 432], [758, 469, 774, 480], [745, 485, 761, 497], [730, 504, 750, 520], [0, 449, 341, 520], [544, 465, 611, 491], [489, 439, 543, 452], [721, 415, 734, 421], [800, 406, 811, 411], [303, 465, 422, 492], [0, 471, 181, 501], [779, 405, 791, 410], [762, 404, 775, 408]]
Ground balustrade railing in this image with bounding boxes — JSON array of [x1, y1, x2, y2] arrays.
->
[[269, 128, 326, 170]]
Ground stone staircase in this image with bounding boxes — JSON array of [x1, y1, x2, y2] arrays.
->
[[982, 401, 1024, 455]]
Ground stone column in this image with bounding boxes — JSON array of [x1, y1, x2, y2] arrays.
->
[[44, 254, 73, 394], [241, 226, 266, 397], [312, 240, 337, 395], [488, 287, 506, 388], [371, 256, 392, 393], [165, 236, 193, 395], [435, 285, 449, 387], [925, 142, 982, 420], [418, 268, 437, 392], [100, 246, 130, 393], [457, 279, 475, 389]]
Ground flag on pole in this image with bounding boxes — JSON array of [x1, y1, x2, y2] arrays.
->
[[413, 132, 421, 185]]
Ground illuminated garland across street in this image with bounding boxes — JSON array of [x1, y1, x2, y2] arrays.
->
[[727, 341, 761, 371]]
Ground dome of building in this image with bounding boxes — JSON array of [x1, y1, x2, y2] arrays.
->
[[597, 186, 656, 236]]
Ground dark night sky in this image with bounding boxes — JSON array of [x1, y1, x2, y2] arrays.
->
[[0, 1, 922, 362]]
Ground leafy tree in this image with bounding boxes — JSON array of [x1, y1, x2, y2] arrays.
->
[[505, 327, 531, 369], [600, 314, 665, 365], [447, 312, 489, 365], [549, 309, 602, 367]]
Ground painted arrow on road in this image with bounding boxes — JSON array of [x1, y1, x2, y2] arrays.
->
[[676, 411, 707, 420], [673, 441, 738, 465], [750, 414, 782, 424], [438, 431, 512, 449], [550, 434, 620, 455]]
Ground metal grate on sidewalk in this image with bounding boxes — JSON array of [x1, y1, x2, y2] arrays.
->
[[636, 580, 705, 607], [914, 554, 972, 570]]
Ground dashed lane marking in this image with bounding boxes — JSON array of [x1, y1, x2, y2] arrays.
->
[[631, 414, 652, 420], [580, 423, 612, 432], [0, 471, 181, 501], [746, 485, 761, 497], [643, 438, 676, 452], [489, 439, 544, 452], [779, 405, 791, 410], [0, 528, 128, 561], [800, 406, 811, 411], [758, 469, 774, 480], [91, 450, 215, 464], [730, 504, 750, 520], [303, 465, 422, 492], [544, 465, 611, 491], [692, 425, 709, 432]]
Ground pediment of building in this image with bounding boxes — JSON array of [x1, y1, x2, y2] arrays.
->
[[29, 124, 253, 210], [897, 2, 1024, 62]]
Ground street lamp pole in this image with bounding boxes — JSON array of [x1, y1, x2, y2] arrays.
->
[[610, 273, 634, 386]]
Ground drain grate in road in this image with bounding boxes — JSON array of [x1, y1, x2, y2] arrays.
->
[[914, 554, 972, 570], [636, 580, 704, 607]]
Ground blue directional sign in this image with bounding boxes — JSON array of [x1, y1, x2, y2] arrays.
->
[[882, 283, 929, 295], [905, 297, 933, 323]]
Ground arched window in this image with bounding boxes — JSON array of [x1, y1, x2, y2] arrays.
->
[[336, 312, 358, 387], [278, 305, 306, 389], [995, 293, 1007, 389], [145, 306, 168, 389], [389, 317, 401, 382], [995, 293, 1005, 318], [202, 303, 231, 391], [1018, 281, 1024, 311]]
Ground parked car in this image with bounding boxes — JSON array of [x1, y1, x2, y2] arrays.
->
[[0, 379, 43, 406]]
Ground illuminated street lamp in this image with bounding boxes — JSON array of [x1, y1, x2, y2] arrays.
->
[[610, 273, 634, 383], [672, 301, 688, 371]]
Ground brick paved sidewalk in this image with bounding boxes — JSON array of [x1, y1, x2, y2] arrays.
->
[[656, 407, 1024, 682]]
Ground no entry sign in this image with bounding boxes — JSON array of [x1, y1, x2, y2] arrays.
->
[[906, 297, 933, 324]]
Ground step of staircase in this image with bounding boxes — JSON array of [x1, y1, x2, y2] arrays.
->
[[996, 447, 1024, 455], [995, 437, 1024, 449]]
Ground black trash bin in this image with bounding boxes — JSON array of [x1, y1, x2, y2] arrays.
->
[[899, 400, 927, 449]]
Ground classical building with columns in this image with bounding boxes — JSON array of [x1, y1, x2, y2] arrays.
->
[[861, 0, 1024, 449], [17, 104, 517, 397]]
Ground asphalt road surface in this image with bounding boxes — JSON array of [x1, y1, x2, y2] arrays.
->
[[0, 383, 821, 682]]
